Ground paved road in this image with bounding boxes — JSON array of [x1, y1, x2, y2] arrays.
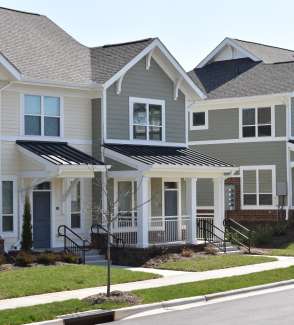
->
[[115, 288, 294, 325]]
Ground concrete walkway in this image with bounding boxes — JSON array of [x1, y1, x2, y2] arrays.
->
[[0, 256, 294, 311]]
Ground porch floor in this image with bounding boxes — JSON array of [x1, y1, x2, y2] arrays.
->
[[1, 255, 294, 311]]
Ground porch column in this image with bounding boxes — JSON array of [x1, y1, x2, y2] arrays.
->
[[187, 177, 198, 244], [137, 175, 150, 248], [213, 176, 225, 232]]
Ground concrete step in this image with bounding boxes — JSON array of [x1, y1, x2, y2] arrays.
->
[[85, 255, 105, 262], [85, 259, 107, 265]]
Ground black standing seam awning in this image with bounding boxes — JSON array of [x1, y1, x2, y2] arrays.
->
[[103, 144, 233, 168], [16, 140, 104, 166]]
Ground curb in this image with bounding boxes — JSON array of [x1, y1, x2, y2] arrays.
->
[[25, 279, 294, 324]]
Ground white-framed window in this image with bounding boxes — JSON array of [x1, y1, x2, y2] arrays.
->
[[23, 94, 62, 137], [70, 180, 81, 229], [241, 166, 275, 209], [0, 178, 17, 235], [129, 97, 165, 142], [240, 107, 274, 138], [190, 110, 208, 130]]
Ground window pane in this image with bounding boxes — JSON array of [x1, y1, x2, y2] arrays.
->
[[242, 126, 255, 137], [133, 103, 147, 124], [259, 194, 273, 205], [24, 95, 41, 115], [193, 112, 206, 126], [258, 125, 271, 137], [71, 213, 81, 228], [44, 117, 60, 136], [2, 215, 13, 232], [44, 96, 60, 116], [258, 107, 271, 124], [259, 170, 272, 193], [2, 181, 13, 214], [25, 115, 41, 135], [149, 126, 162, 140], [242, 108, 255, 125], [244, 194, 257, 205], [149, 105, 162, 126], [71, 181, 80, 212], [243, 170, 256, 193], [133, 125, 147, 139], [118, 181, 132, 211]]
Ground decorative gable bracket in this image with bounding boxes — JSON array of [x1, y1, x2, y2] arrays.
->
[[116, 73, 125, 95], [146, 49, 155, 70], [174, 77, 183, 100]]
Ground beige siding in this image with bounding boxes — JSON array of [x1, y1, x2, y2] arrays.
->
[[1, 142, 20, 175], [1, 90, 20, 136], [63, 96, 92, 140]]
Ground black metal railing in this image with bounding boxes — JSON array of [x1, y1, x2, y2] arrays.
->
[[91, 224, 126, 248], [224, 218, 252, 253], [58, 225, 89, 263], [197, 218, 228, 253]]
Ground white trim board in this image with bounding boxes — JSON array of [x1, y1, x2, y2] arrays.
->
[[189, 137, 286, 146]]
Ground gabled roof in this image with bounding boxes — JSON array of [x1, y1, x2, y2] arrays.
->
[[104, 144, 233, 168], [189, 37, 294, 99]]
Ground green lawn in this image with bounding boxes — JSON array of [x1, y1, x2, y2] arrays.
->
[[269, 242, 294, 256], [0, 264, 159, 299], [157, 254, 276, 272], [2, 266, 294, 325]]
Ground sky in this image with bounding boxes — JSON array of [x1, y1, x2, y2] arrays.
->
[[1, 0, 294, 70]]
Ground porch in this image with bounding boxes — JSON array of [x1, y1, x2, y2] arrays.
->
[[103, 144, 237, 248]]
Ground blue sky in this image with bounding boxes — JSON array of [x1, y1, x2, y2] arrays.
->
[[1, 0, 294, 70]]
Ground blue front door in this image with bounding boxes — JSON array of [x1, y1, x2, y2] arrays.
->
[[33, 190, 51, 249]]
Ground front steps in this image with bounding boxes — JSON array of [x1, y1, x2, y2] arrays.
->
[[85, 249, 107, 265], [211, 240, 241, 254]]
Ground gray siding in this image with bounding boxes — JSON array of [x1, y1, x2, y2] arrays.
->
[[92, 98, 102, 160], [291, 98, 294, 137], [197, 179, 214, 206], [106, 57, 186, 143], [189, 108, 239, 141], [189, 105, 286, 141], [275, 105, 286, 137], [192, 142, 287, 190], [291, 151, 294, 161]]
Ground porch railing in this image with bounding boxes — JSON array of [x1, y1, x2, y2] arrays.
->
[[196, 212, 214, 241]]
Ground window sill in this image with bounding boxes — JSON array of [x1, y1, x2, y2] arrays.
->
[[241, 205, 276, 210], [190, 126, 208, 131]]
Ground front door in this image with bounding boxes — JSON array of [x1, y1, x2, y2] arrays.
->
[[164, 181, 179, 242], [33, 182, 51, 249]]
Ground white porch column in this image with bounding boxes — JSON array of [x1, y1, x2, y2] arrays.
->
[[213, 176, 225, 232], [187, 177, 197, 244], [137, 175, 150, 248]]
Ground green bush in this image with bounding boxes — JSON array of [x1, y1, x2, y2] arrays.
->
[[252, 225, 274, 246], [21, 194, 33, 251], [36, 253, 56, 265], [61, 253, 80, 264], [272, 221, 288, 236], [15, 251, 34, 267], [0, 254, 6, 265]]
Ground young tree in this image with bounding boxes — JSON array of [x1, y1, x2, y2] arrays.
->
[[21, 194, 33, 251]]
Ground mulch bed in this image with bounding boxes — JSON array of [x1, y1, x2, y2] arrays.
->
[[83, 290, 141, 305]]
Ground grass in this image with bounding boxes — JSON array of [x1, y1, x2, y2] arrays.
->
[[0, 264, 159, 299], [157, 254, 276, 272], [269, 242, 294, 256], [2, 266, 294, 325]]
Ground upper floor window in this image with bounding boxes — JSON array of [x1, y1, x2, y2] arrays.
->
[[130, 97, 165, 142], [241, 107, 272, 138], [241, 166, 275, 208], [190, 111, 208, 130], [24, 95, 61, 137]]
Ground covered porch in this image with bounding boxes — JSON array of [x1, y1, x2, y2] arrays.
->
[[103, 144, 236, 248]]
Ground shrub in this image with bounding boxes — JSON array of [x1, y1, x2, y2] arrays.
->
[[181, 248, 193, 257], [21, 194, 33, 251], [36, 253, 56, 265], [0, 255, 6, 265], [272, 222, 288, 236], [15, 251, 33, 267], [252, 225, 274, 246], [204, 244, 218, 255], [61, 253, 80, 264]]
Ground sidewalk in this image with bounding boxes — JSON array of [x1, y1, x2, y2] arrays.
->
[[0, 256, 293, 311]]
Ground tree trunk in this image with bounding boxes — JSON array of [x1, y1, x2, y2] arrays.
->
[[106, 221, 111, 297]]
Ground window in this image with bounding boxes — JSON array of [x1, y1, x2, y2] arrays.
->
[[242, 166, 274, 208], [130, 98, 165, 141], [1, 180, 15, 233], [71, 181, 81, 229], [190, 111, 208, 130], [241, 107, 272, 138], [24, 95, 61, 137]]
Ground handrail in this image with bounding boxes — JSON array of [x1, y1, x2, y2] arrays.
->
[[91, 224, 126, 247], [224, 218, 252, 253], [58, 225, 89, 263]]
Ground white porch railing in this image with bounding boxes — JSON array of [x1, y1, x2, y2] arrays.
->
[[109, 210, 215, 247]]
